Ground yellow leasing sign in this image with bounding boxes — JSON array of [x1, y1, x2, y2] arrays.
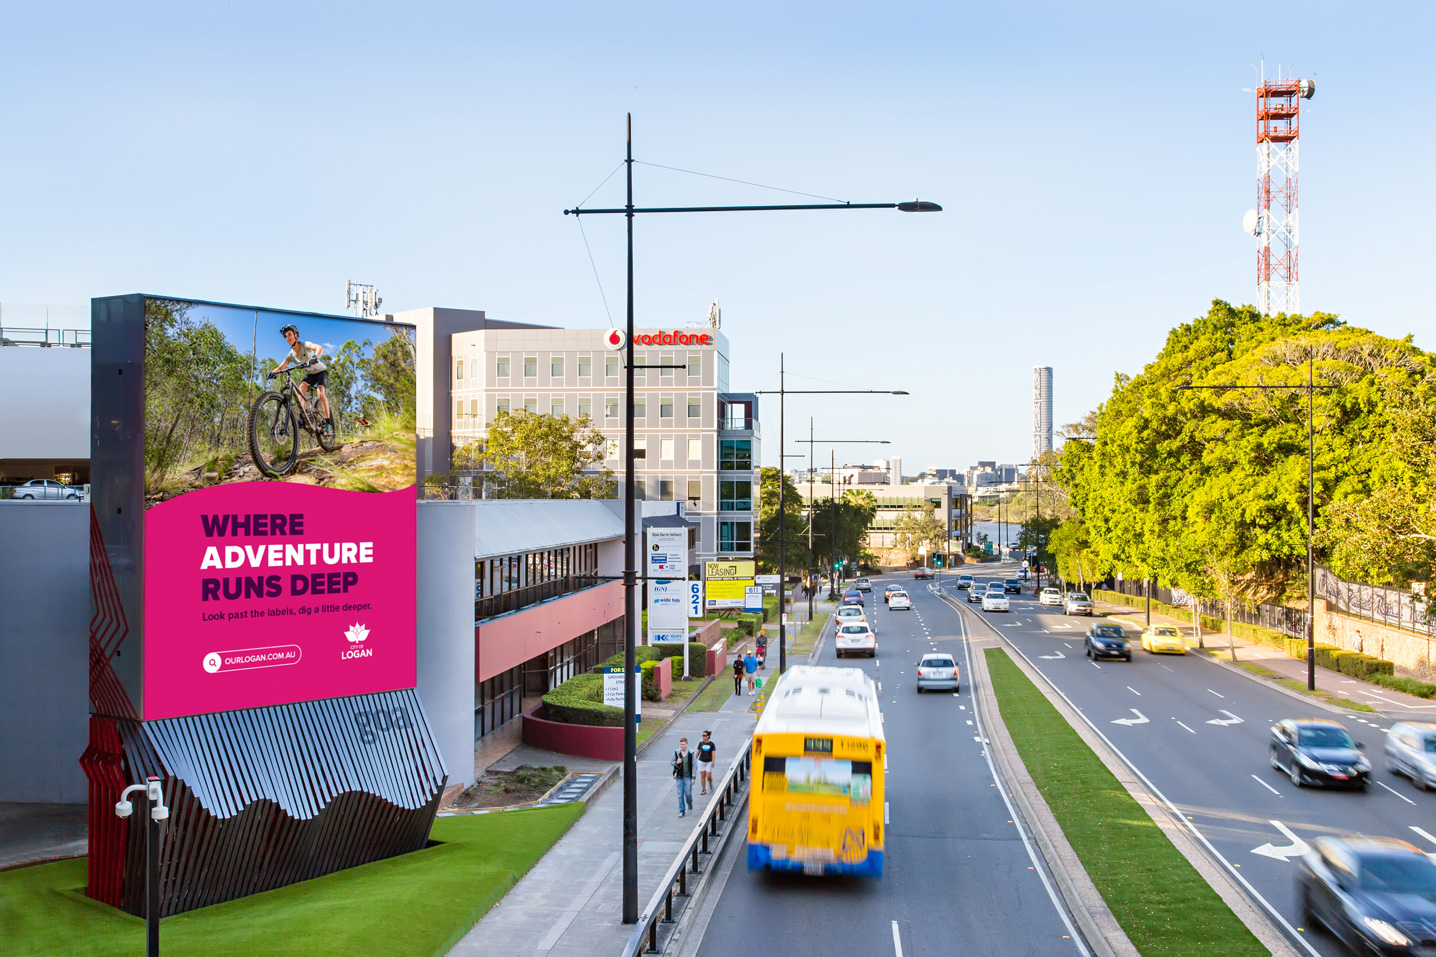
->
[[705, 560, 756, 580], [706, 578, 753, 609]]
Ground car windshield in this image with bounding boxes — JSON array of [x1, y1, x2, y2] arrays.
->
[[839, 625, 869, 634], [892, 592, 907, 599], [1153, 627, 1179, 636], [1298, 726, 1355, 749], [1092, 626, 1123, 638], [921, 658, 953, 667], [1069, 594, 1089, 601], [1426, 737, 1436, 754], [1358, 854, 1436, 893]]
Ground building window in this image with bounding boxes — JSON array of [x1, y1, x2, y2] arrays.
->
[[687, 354, 701, 378], [721, 400, 751, 430], [496, 357, 510, 377], [524, 397, 538, 413], [633, 480, 646, 501], [477, 665, 522, 739], [688, 437, 702, 463], [551, 356, 564, 378], [660, 397, 673, 419], [660, 437, 674, 461], [634, 438, 646, 460], [455, 399, 463, 421], [720, 479, 752, 511], [660, 353, 674, 379], [578, 396, 592, 418], [579, 355, 592, 377], [687, 479, 702, 504], [551, 398, 565, 416], [606, 438, 619, 459], [497, 397, 510, 415], [633, 398, 646, 419], [720, 439, 752, 470], [456, 359, 464, 381], [469, 399, 478, 419], [606, 356, 620, 378], [687, 396, 701, 419], [659, 479, 674, 501], [605, 396, 620, 419], [719, 521, 752, 553], [524, 356, 538, 377]]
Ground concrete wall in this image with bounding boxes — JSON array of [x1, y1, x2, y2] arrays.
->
[[0, 348, 90, 461], [1316, 599, 1436, 680], [415, 501, 478, 789], [0, 502, 89, 801]]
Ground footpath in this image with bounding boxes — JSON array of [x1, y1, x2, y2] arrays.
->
[[449, 595, 831, 957], [1094, 598, 1436, 716]]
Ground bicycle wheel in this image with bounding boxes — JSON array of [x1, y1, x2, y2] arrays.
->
[[318, 408, 341, 452], [248, 391, 298, 476]]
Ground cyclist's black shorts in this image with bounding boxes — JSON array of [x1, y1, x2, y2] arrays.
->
[[303, 369, 328, 388]]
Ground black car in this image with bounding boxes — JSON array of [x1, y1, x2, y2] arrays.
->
[[1270, 719, 1371, 789], [1298, 836, 1436, 954], [1003, 578, 1022, 594], [1084, 624, 1131, 661]]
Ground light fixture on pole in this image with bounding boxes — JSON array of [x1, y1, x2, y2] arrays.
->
[[563, 115, 938, 924], [791, 427, 891, 617], [115, 777, 170, 957]]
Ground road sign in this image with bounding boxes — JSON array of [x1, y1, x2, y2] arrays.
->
[[754, 574, 780, 585], [688, 581, 703, 618], [744, 585, 764, 612]]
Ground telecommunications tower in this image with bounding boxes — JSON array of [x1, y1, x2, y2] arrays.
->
[[1244, 70, 1315, 316], [1033, 366, 1053, 463]]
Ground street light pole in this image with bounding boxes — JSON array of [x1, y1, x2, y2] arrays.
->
[[564, 116, 939, 921]]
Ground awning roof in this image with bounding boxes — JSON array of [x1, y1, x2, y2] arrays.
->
[[473, 500, 625, 560]]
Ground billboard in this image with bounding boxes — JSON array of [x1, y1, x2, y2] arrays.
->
[[706, 578, 753, 610], [95, 295, 417, 722]]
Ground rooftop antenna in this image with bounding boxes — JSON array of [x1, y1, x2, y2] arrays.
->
[[345, 280, 383, 318], [706, 299, 721, 328], [1241, 62, 1314, 316]]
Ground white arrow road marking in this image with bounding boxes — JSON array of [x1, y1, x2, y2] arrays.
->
[[1251, 820, 1309, 861], [1051, 623, 1073, 629], [1251, 774, 1281, 796], [1112, 709, 1149, 726], [1207, 710, 1244, 726], [1411, 826, 1436, 848], [1038, 650, 1066, 660]]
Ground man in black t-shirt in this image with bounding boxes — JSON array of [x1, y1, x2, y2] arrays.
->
[[696, 730, 716, 795]]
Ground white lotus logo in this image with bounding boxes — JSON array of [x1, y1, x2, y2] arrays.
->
[[345, 623, 370, 644]]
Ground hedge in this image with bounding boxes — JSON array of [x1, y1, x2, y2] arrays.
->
[[1093, 589, 1396, 680], [1369, 673, 1436, 699], [652, 642, 709, 679], [542, 673, 623, 727]]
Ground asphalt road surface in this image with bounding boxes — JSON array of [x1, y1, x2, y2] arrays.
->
[[952, 563, 1436, 957], [697, 574, 1086, 957]]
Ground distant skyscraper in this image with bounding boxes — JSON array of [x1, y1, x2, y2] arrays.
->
[[1033, 367, 1053, 462]]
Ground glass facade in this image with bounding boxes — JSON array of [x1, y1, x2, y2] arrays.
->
[[474, 542, 601, 621]]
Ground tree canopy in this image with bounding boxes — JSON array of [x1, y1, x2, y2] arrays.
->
[[757, 467, 806, 573], [455, 410, 613, 499], [892, 502, 945, 563]]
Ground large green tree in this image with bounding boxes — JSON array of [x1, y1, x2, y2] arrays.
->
[[757, 467, 806, 573], [810, 488, 878, 572], [1056, 299, 1434, 601], [458, 410, 613, 499], [892, 502, 945, 563]]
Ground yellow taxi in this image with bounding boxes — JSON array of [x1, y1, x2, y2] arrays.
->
[[1140, 625, 1188, 655]]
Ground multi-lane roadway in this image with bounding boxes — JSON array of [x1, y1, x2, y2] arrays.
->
[[696, 575, 1086, 957], [951, 564, 1436, 957]]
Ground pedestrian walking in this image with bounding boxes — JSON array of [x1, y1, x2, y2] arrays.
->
[[696, 730, 716, 795], [744, 651, 758, 695], [672, 737, 695, 816], [732, 656, 745, 696]]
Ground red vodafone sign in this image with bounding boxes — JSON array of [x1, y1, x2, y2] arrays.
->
[[628, 330, 713, 347]]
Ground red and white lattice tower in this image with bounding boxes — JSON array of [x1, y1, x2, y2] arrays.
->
[[1249, 72, 1315, 316]]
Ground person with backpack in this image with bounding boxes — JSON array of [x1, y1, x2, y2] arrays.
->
[[672, 737, 695, 816]]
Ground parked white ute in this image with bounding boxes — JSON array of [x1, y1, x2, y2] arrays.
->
[[1039, 587, 1063, 606], [982, 589, 1010, 612], [888, 590, 912, 611], [835, 622, 877, 658]]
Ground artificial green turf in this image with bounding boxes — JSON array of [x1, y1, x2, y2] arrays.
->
[[0, 802, 584, 957], [985, 649, 1266, 957]]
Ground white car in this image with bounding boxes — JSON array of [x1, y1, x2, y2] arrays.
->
[[834, 605, 869, 628], [1063, 592, 1094, 616], [835, 622, 877, 658], [916, 653, 960, 692], [1039, 587, 1063, 606], [888, 590, 912, 611], [982, 590, 1010, 612]]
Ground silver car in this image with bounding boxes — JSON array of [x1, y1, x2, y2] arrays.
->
[[916, 653, 959, 693], [8, 479, 82, 500], [1063, 592, 1093, 616], [1386, 721, 1436, 790]]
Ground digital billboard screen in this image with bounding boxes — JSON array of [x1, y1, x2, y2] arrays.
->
[[138, 298, 416, 720]]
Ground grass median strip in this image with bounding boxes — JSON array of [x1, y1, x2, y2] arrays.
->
[[985, 648, 1266, 957], [0, 803, 583, 957]]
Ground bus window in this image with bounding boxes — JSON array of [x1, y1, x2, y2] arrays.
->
[[762, 756, 871, 806]]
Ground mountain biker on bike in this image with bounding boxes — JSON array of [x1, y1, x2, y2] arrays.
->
[[272, 324, 333, 435]]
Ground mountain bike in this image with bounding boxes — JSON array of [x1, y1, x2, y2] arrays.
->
[[247, 364, 341, 477]]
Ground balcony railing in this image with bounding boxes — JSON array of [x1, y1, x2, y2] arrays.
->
[[476, 574, 605, 623]]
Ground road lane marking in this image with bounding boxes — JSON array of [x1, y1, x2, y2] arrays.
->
[[891, 921, 903, 957], [1175, 720, 1197, 734], [1251, 820, 1308, 860], [1111, 709, 1149, 726], [1090, 661, 1101, 669], [1207, 710, 1244, 726], [1160, 665, 1174, 672], [966, 720, 973, 725], [1207, 689, 1225, 698], [885, 801, 890, 824], [1127, 686, 1141, 696], [1378, 781, 1417, 806], [1411, 827, 1436, 848], [1251, 775, 1281, 796]]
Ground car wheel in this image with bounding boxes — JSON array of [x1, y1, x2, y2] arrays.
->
[[1289, 761, 1303, 787], [1299, 887, 1320, 932], [1269, 750, 1282, 771], [17, 493, 33, 500], [1124, 654, 1132, 662]]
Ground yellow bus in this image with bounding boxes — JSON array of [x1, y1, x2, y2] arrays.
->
[[747, 665, 885, 876]]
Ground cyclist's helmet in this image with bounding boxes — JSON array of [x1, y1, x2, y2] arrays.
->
[[279, 323, 299, 337]]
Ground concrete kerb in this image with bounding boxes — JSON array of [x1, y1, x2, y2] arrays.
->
[[959, 597, 1304, 956]]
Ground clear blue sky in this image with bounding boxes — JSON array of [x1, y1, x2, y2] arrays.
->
[[3, 2, 1432, 471]]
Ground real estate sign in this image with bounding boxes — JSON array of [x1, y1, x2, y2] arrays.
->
[[647, 579, 688, 644]]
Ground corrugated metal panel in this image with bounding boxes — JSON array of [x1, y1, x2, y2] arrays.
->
[[472, 500, 623, 559]]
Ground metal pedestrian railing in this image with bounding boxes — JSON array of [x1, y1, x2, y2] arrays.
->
[[621, 737, 754, 957]]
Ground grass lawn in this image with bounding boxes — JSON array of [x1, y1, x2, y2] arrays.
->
[[0, 803, 583, 957], [986, 649, 1266, 957], [689, 676, 737, 712], [665, 677, 705, 705], [791, 612, 830, 659]]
